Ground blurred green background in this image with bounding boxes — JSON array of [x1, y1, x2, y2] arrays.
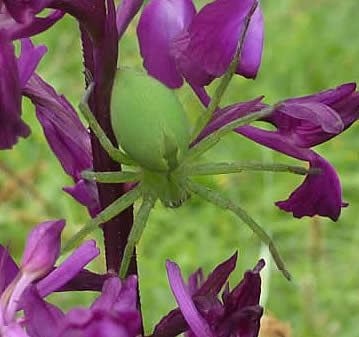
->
[[1, 0, 359, 336]]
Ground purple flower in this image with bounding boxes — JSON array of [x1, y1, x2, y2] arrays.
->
[[22, 276, 141, 337], [152, 253, 263, 337], [195, 83, 358, 220], [0, 220, 100, 335], [137, 0, 263, 89]]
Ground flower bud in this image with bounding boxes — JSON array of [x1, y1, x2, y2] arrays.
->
[[21, 220, 65, 279], [111, 68, 190, 172]]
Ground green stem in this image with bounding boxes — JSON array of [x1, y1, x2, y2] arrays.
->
[[119, 194, 156, 279], [79, 83, 135, 166], [82, 170, 141, 183], [185, 179, 291, 280], [190, 1, 259, 142], [62, 184, 142, 254], [186, 161, 320, 176]]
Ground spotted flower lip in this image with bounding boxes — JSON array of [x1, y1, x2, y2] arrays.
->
[[137, 0, 263, 89]]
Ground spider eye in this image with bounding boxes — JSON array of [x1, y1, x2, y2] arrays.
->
[[111, 68, 190, 172]]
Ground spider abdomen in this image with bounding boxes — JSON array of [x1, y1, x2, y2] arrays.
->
[[111, 68, 190, 172]]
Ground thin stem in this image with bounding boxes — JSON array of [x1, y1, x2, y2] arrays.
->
[[186, 161, 320, 176], [190, 0, 259, 142], [82, 170, 141, 183], [185, 179, 291, 280], [119, 194, 156, 279], [62, 184, 142, 254], [79, 83, 135, 166], [186, 104, 280, 163]]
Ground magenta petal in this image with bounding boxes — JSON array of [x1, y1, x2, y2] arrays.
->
[[17, 38, 47, 87], [196, 252, 237, 297], [37, 240, 100, 297], [21, 220, 65, 278], [235, 3, 264, 79], [280, 102, 344, 134], [117, 0, 144, 39], [24, 74, 92, 180], [171, 0, 262, 86], [0, 38, 30, 149], [63, 179, 100, 218], [276, 155, 348, 221], [0, 246, 19, 293], [22, 285, 64, 337], [137, 0, 196, 88], [166, 260, 214, 337]]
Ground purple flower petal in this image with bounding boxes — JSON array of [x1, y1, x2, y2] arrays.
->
[[17, 38, 47, 87], [37, 240, 100, 297], [57, 308, 135, 337], [276, 155, 348, 221], [24, 74, 92, 180], [137, 0, 196, 88], [21, 220, 65, 279], [8, 10, 65, 41], [171, 0, 263, 86], [195, 252, 237, 297], [166, 260, 214, 337], [117, 0, 144, 39], [0, 246, 19, 293], [0, 37, 30, 149], [63, 180, 100, 218], [22, 285, 64, 337]]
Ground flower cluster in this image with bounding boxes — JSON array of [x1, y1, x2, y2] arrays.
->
[[0, 0, 358, 336]]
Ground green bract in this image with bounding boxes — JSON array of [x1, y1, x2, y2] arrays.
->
[[111, 68, 190, 172]]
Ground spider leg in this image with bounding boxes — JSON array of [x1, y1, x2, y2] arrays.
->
[[186, 161, 319, 176], [79, 83, 135, 166], [119, 193, 156, 279], [184, 178, 291, 280], [190, 1, 260, 141], [186, 105, 279, 163], [62, 184, 142, 254], [82, 170, 141, 183]]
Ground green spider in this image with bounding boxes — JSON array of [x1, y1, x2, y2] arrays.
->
[[61, 65, 318, 281]]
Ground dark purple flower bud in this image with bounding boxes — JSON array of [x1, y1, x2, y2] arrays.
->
[[138, 0, 263, 88], [137, 0, 196, 88], [21, 220, 65, 279], [159, 254, 263, 337]]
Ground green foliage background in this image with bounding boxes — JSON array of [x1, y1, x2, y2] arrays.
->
[[1, 0, 358, 336]]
